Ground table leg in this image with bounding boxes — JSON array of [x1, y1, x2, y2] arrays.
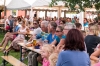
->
[[36, 53, 39, 66], [20, 46, 22, 62], [3, 60, 6, 66]]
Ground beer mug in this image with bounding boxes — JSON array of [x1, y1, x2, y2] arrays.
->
[[33, 39, 37, 46], [24, 40, 27, 45]]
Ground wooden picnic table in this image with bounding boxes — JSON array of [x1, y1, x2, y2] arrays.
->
[[17, 42, 40, 62]]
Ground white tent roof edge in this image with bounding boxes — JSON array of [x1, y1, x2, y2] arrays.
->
[[6, 0, 31, 10], [6, 6, 31, 10]]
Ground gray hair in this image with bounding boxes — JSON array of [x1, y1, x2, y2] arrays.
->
[[65, 22, 76, 29], [41, 21, 49, 27]]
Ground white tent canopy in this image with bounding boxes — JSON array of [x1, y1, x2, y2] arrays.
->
[[6, 0, 31, 10], [0, 0, 4, 5], [32, 0, 65, 7], [32, 0, 49, 7]]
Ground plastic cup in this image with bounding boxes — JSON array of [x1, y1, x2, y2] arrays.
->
[[24, 40, 27, 45], [33, 39, 37, 46]]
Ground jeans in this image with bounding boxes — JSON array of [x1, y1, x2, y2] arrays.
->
[[28, 51, 38, 66]]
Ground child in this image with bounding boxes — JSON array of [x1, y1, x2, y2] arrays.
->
[[49, 53, 58, 66], [40, 44, 55, 66]]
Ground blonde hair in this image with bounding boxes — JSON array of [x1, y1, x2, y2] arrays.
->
[[41, 44, 55, 55], [89, 25, 99, 36], [49, 53, 58, 66]]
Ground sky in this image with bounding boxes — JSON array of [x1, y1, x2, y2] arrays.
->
[[0, 0, 37, 5]]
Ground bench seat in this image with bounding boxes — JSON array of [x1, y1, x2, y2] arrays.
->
[[1, 55, 27, 66]]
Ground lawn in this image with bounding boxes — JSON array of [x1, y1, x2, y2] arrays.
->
[[0, 32, 21, 66], [0, 32, 41, 66]]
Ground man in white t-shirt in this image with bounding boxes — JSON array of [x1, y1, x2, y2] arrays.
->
[[28, 20, 42, 42]]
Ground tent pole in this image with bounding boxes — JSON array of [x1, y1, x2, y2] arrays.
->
[[58, 6, 61, 19], [4, 0, 6, 16]]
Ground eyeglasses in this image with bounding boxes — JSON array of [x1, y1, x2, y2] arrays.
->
[[33, 23, 37, 25], [60, 23, 63, 24], [56, 30, 62, 32]]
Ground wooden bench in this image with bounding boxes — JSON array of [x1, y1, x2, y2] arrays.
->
[[1, 55, 27, 66]]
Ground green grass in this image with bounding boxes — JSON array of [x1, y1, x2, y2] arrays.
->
[[0, 32, 21, 66], [0, 32, 41, 66]]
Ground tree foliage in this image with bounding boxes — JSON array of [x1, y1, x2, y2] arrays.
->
[[50, 0, 100, 11]]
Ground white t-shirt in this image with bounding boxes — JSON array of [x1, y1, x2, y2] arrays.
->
[[5, 19, 10, 28], [32, 27, 42, 35]]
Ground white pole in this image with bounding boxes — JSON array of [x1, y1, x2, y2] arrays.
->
[[58, 6, 61, 19], [79, 12, 84, 30], [29, 6, 33, 22], [4, 0, 6, 16]]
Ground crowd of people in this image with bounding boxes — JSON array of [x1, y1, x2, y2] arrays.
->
[[0, 15, 100, 66]]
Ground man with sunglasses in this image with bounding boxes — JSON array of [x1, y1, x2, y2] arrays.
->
[[28, 20, 42, 42], [33, 20, 42, 36]]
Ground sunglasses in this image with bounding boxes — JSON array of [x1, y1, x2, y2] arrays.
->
[[60, 23, 63, 24], [56, 30, 62, 32], [33, 23, 37, 25]]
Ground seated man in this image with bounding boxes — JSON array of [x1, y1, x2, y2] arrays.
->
[[0, 19, 21, 51], [27, 21, 49, 66], [27, 21, 58, 66], [28, 20, 42, 42]]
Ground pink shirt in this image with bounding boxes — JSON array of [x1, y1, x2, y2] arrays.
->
[[94, 62, 100, 66], [43, 58, 50, 66]]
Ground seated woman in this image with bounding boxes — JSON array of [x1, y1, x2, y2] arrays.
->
[[51, 25, 66, 46], [56, 23, 76, 52], [0, 19, 21, 51], [56, 29, 90, 66], [4, 20, 28, 54]]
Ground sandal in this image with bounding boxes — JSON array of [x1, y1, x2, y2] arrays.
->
[[3, 50, 9, 56]]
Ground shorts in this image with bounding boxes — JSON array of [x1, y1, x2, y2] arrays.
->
[[13, 35, 16, 40]]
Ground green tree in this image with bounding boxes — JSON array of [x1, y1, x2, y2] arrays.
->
[[50, 0, 100, 11]]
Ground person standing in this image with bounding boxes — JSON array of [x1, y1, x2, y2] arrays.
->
[[9, 15, 14, 32]]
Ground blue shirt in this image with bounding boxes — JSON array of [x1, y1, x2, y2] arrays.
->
[[84, 22, 88, 27], [41, 32, 49, 41], [35, 32, 49, 49], [9, 20, 14, 27], [47, 33, 57, 44], [14, 25, 20, 32], [55, 35, 66, 46], [36, 32, 49, 40], [56, 50, 90, 66]]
